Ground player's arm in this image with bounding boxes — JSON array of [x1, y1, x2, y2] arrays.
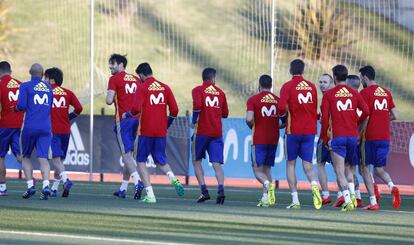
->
[[191, 88, 202, 128], [278, 84, 289, 117], [106, 77, 116, 105], [320, 94, 330, 145], [245, 98, 254, 129], [278, 101, 287, 129], [357, 93, 369, 123], [222, 93, 229, 118], [389, 92, 397, 121], [69, 91, 83, 120], [16, 84, 27, 112], [167, 87, 179, 128]]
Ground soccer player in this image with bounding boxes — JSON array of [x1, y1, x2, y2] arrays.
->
[[45, 67, 83, 197], [321, 65, 369, 211], [316, 73, 335, 205], [246, 74, 279, 207], [359, 65, 400, 210], [123, 62, 184, 203], [192, 68, 229, 204], [16, 63, 53, 200], [106, 54, 145, 199], [279, 59, 322, 209], [0, 61, 23, 196]]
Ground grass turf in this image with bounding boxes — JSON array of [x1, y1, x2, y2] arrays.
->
[[0, 180, 413, 245]]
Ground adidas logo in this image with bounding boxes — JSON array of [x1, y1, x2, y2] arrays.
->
[[335, 87, 353, 97], [34, 82, 50, 92], [6, 79, 19, 88], [124, 74, 137, 82], [374, 87, 388, 97], [148, 81, 165, 91], [204, 85, 219, 95], [64, 122, 90, 166], [260, 94, 277, 103], [296, 81, 312, 91], [53, 87, 67, 96]]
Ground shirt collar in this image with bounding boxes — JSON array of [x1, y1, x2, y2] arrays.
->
[[144, 77, 156, 83]]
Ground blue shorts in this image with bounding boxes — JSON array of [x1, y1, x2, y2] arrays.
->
[[252, 144, 276, 167], [330, 136, 357, 165], [136, 136, 166, 165], [20, 129, 52, 158], [317, 140, 331, 164], [51, 134, 70, 159], [114, 118, 139, 154], [192, 134, 224, 164], [363, 140, 389, 167], [285, 134, 315, 163], [0, 128, 20, 157]]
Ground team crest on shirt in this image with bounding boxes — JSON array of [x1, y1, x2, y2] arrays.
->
[[34, 82, 50, 92], [335, 87, 352, 97], [260, 94, 277, 103], [295, 81, 312, 90], [6, 79, 19, 88], [123, 74, 137, 82], [374, 87, 388, 97], [53, 87, 67, 96], [204, 85, 219, 95], [148, 81, 165, 91]]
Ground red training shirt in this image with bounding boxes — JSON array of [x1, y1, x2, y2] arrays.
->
[[0, 75, 23, 128], [107, 71, 141, 122], [360, 84, 395, 141], [321, 84, 369, 143], [246, 91, 280, 145], [279, 75, 318, 135], [51, 83, 83, 134], [131, 77, 178, 137], [192, 81, 229, 137]]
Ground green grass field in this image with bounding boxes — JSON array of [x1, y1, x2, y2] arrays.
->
[[0, 180, 413, 245]]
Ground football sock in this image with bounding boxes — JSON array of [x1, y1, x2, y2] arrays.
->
[[322, 191, 330, 199], [131, 171, 141, 185], [51, 180, 60, 191], [59, 171, 68, 183], [0, 183, 6, 191], [355, 190, 361, 199], [387, 181, 395, 191], [120, 180, 128, 191], [337, 191, 343, 198], [42, 180, 50, 189], [348, 183, 355, 195], [27, 179, 34, 189], [369, 195, 378, 205], [343, 190, 351, 203], [166, 171, 175, 182], [146, 186, 155, 198], [291, 192, 299, 204], [263, 180, 270, 190]]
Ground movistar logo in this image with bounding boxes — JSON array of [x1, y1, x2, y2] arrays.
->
[[53, 97, 67, 108], [34, 94, 49, 105], [205, 96, 219, 107], [298, 92, 313, 104], [337, 99, 353, 111], [150, 93, 165, 105], [64, 122, 90, 166], [261, 105, 277, 117], [125, 83, 137, 94], [374, 98, 388, 111], [8, 90, 19, 102]]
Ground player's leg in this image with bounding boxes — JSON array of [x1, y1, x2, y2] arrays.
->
[[36, 132, 52, 200], [345, 164, 356, 207], [317, 141, 331, 205], [285, 135, 300, 208], [207, 137, 225, 204], [264, 144, 276, 205], [122, 152, 144, 199], [20, 129, 36, 198], [253, 164, 270, 207], [153, 137, 184, 197], [299, 135, 321, 210], [113, 165, 130, 198], [192, 134, 209, 202], [0, 129, 9, 196], [136, 136, 155, 203]]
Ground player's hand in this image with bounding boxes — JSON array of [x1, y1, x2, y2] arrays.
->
[[122, 112, 132, 119]]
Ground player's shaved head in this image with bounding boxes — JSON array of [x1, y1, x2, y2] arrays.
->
[[346, 75, 361, 91], [259, 74, 272, 89], [0, 61, 11, 75], [29, 63, 44, 78], [202, 68, 216, 82]]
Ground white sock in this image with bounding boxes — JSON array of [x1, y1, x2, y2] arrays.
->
[[291, 192, 300, 204], [131, 171, 141, 185], [42, 180, 50, 189], [261, 193, 268, 202], [27, 179, 34, 189], [59, 171, 68, 183], [311, 181, 318, 187], [369, 195, 377, 205], [337, 191, 343, 198], [263, 180, 270, 190], [51, 180, 60, 191], [348, 183, 355, 195], [322, 191, 330, 199], [387, 181, 394, 190], [120, 180, 128, 191], [0, 183, 6, 191], [343, 190, 351, 203], [166, 171, 175, 182], [146, 186, 155, 198], [355, 190, 361, 199]]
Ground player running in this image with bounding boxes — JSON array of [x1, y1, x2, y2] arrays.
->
[[246, 74, 279, 207], [16, 63, 54, 200], [279, 59, 322, 209], [321, 65, 369, 211], [123, 62, 184, 203], [0, 61, 23, 196], [359, 65, 400, 210], [45, 67, 83, 197], [191, 68, 229, 204], [106, 54, 145, 200]]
